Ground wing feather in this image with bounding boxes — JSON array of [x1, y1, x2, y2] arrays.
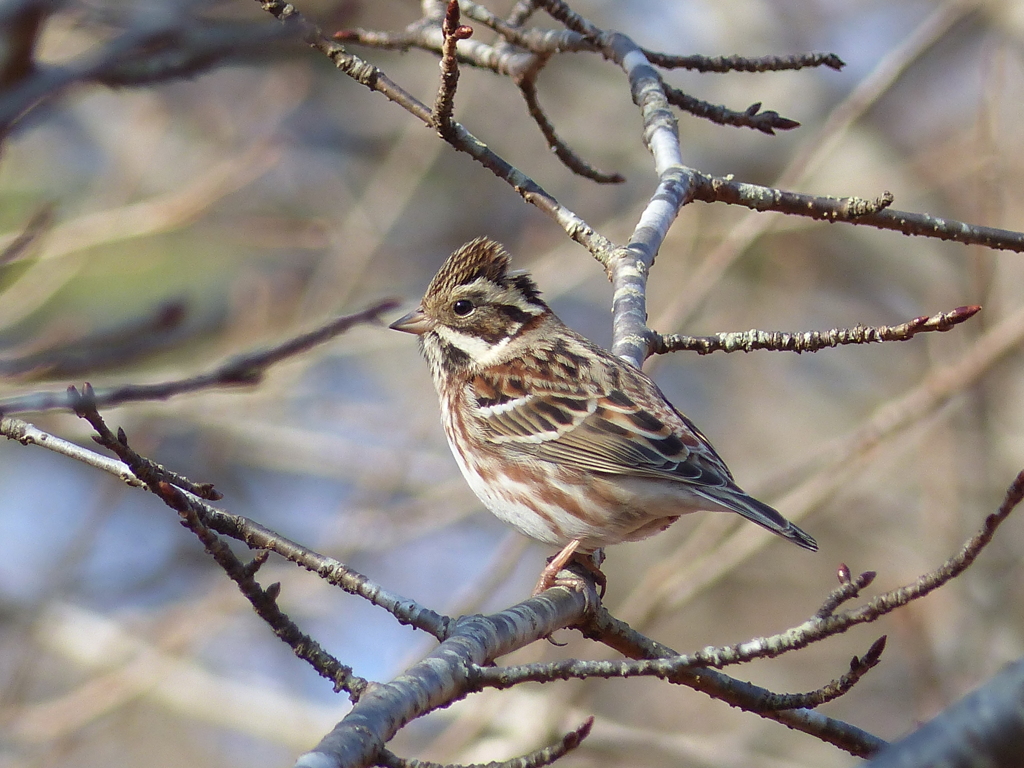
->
[[465, 340, 818, 552], [468, 361, 733, 489]]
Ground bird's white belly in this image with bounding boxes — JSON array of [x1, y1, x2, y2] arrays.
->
[[439, 395, 698, 550], [446, 437, 567, 545]]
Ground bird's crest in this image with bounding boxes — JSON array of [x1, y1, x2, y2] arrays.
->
[[427, 237, 510, 295], [426, 238, 543, 304]]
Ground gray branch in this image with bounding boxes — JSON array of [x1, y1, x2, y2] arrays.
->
[[865, 659, 1024, 768]]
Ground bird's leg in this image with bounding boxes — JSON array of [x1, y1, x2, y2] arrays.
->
[[532, 540, 606, 597], [532, 539, 580, 595]]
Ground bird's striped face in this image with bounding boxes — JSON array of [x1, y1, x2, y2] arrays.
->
[[390, 238, 549, 378]]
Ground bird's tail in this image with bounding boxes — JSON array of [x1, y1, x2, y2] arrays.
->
[[698, 486, 818, 551]]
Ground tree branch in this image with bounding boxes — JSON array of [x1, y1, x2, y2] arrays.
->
[[257, 0, 611, 257], [517, 74, 624, 183], [294, 586, 600, 768], [578, 608, 887, 757], [653, 305, 981, 355], [432, 1, 473, 138], [377, 718, 593, 768], [641, 50, 845, 73], [1, 406, 452, 640], [70, 396, 368, 699], [0, 299, 399, 415], [693, 173, 1024, 251], [865, 659, 1024, 768], [663, 85, 801, 134]]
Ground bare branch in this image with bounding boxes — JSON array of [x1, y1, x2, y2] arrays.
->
[[0, 299, 399, 415], [864, 659, 1024, 768], [458, 604, 886, 756], [663, 85, 801, 134], [432, 1, 473, 138], [334, 15, 587, 79], [71, 397, 368, 699], [533, 0, 602, 41], [1, 408, 452, 639], [693, 173, 1024, 251], [459, 1, 550, 54], [687, 468, 1024, 666], [518, 75, 624, 183], [653, 305, 982, 356], [470, 628, 883, 713], [257, 0, 611, 256], [815, 567, 877, 619], [1, 415, 146, 489], [377, 718, 593, 768], [579, 608, 887, 758], [753, 636, 887, 711], [505, 0, 538, 28], [642, 50, 846, 73], [294, 587, 599, 768], [332, 24, 435, 52]]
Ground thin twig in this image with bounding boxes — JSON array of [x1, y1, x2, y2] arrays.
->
[[459, 1, 536, 51], [662, 468, 1024, 667], [518, 75, 624, 183], [642, 50, 845, 73], [534, 0, 602, 42], [753, 637, 887, 711], [505, 0, 538, 28], [580, 608, 887, 757], [693, 173, 1024, 251], [1, 415, 146, 489], [0, 299, 399, 415], [258, 0, 610, 257], [653, 305, 982, 355], [377, 718, 593, 768], [334, 17, 585, 79], [333, 25, 430, 51], [69, 395, 368, 699], [432, 0, 473, 138], [1, 408, 452, 639], [815, 567, 877, 619], [663, 84, 800, 134], [469, 630, 884, 709]]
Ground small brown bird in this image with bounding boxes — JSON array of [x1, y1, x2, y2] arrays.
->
[[391, 238, 816, 591]]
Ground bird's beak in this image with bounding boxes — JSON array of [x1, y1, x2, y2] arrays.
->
[[389, 307, 435, 335]]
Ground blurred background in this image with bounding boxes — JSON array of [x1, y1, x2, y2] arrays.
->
[[0, 0, 1023, 766]]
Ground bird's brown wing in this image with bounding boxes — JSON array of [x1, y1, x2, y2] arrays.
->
[[468, 362, 818, 551], [468, 364, 733, 489]]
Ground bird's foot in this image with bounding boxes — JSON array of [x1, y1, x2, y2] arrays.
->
[[532, 542, 606, 598]]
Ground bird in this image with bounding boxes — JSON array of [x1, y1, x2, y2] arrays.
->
[[390, 237, 816, 593]]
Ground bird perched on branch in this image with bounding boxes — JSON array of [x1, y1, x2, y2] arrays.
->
[[390, 237, 816, 593]]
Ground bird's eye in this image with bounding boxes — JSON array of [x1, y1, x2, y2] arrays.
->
[[452, 299, 475, 316]]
